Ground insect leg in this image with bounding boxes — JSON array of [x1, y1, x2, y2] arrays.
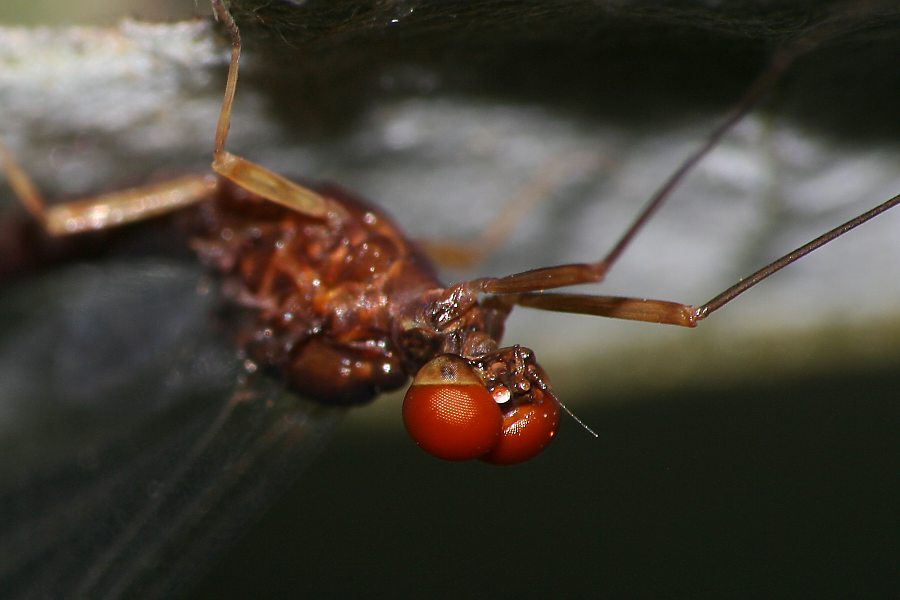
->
[[419, 154, 601, 268], [463, 45, 802, 296], [510, 192, 900, 326], [208, 0, 329, 219], [513, 294, 700, 327], [0, 141, 217, 237]]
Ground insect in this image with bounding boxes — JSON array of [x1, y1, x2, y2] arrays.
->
[[1, 1, 900, 596], [2, 0, 898, 467]]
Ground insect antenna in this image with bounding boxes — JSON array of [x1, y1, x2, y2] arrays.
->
[[558, 398, 600, 439]]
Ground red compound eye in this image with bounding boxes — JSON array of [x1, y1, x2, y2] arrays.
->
[[403, 355, 502, 461], [481, 391, 560, 465]]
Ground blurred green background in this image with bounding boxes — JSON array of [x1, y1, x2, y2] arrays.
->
[[0, 0, 195, 24]]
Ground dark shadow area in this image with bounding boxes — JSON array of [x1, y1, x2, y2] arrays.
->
[[229, 0, 900, 142], [198, 362, 899, 598]]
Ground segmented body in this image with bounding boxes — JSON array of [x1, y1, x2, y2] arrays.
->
[[188, 178, 515, 405]]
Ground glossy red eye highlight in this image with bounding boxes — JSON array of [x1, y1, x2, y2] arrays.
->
[[403, 355, 502, 461], [481, 393, 560, 465], [403, 354, 563, 465]]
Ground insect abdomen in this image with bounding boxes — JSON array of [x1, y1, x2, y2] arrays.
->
[[193, 180, 441, 404]]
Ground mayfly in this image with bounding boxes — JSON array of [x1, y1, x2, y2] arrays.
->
[[0, 0, 897, 597], [2, 1, 897, 463]]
